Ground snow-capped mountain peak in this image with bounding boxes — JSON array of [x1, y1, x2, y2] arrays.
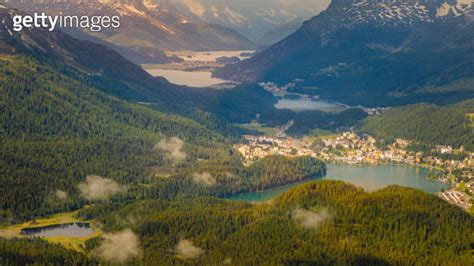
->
[[173, 0, 331, 41], [321, 0, 474, 28]]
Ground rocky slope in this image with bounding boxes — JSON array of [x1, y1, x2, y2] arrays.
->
[[257, 18, 305, 45], [174, 0, 331, 42], [7, 0, 256, 64], [216, 0, 474, 106]]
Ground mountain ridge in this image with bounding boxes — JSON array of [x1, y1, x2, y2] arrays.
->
[[6, 0, 256, 64], [174, 0, 331, 42], [0, 3, 236, 221], [215, 0, 474, 106]]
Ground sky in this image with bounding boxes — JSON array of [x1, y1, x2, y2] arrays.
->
[[176, 0, 332, 19]]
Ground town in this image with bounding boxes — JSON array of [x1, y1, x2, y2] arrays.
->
[[235, 132, 474, 212]]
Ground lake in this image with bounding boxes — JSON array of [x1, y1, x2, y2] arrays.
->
[[169, 50, 254, 62], [227, 163, 449, 202], [144, 68, 234, 88], [275, 99, 347, 112], [20, 222, 94, 238], [143, 50, 254, 88]]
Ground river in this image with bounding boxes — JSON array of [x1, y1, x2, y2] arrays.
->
[[227, 163, 448, 202]]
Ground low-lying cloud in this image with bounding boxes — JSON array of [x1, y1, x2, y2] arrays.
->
[[94, 229, 142, 263], [175, 239, 203, 260], [292, 208, 331, 230], [77, 175, 125, 201], [192, 172, 216, 186], [156, 137, 187, 164], [55, 189, 68, 200]]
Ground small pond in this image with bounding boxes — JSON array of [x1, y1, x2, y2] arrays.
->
[[21, 222, 94, 238]]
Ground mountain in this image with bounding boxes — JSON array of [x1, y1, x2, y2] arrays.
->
[[0, 4, 473, 265], [216, 0, 474, 106], [8, 0, 256, 64], [0, 3, 233, 220], [0, 5, 310, 222], [1, 2, 276, 121], [174, 0, 331, 42], [0, 2, 199, 109], [0, 3, 287, 222], [257, 18, 304, 45]]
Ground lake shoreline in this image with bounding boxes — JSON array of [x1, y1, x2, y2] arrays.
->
[[225, 163, 449, 203], [142, 50, 254, 88]]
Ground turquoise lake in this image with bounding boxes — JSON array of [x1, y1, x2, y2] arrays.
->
[[227, 163, 449, 203]]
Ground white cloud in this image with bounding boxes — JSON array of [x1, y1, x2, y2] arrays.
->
[[175, 239, 203, 260], [192, 172, 216, 186], [55, 190, 68, 200], [77, 175, 125, 201], [156, 137, 187, 164], [292, 208, 331, 230], [94, 229, 142, 263]]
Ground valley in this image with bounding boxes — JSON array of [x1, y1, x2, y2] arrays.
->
[[216, 0, 474, 106], [144, 68, 233, 88], [142, 50, 253, 88], [0, 1, 473, 265], [174, 0, 331, 42], [274, 98, 347, 112], [9, 0, 256, 65]]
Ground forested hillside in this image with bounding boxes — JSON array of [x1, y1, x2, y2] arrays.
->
[[0, 4, 330, 225], [358, 100, 474, 151], [0, 3, 472, 265], [259, 108, 368, 136], [3, 181, 471, 265], [83, 181, 474, 265], [0, 5, 276, 134], [0, 50, 326, 223], [0, 238, 95, 265], [0, 54, 225, 222]]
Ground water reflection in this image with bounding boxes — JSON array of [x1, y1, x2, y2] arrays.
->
[[227, 164, 448, 203], [21, 222, 94, 238], [274, 99, 347, 112]]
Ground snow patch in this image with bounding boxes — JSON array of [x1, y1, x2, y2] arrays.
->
[[211, 5, 219, 18], [143, 0, 158, 10], [223, 6, 248, 25], [437, 0, 474, 17], [183, 0, 206, 17]]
